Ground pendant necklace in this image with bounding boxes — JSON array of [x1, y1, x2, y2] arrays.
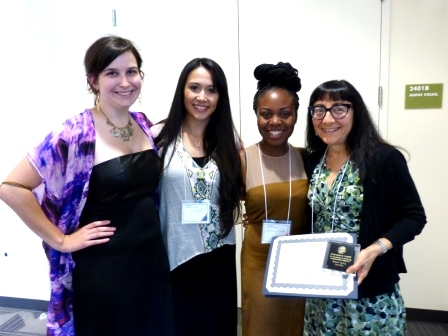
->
[[185, 129, 202, 147], [97, 105, 133, 141]]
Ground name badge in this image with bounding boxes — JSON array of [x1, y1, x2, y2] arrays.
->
[[261, 219, 291, 244], [181, 200, 211, 224]]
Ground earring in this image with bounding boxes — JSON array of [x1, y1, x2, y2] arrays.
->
[[138, 93, 142, 106]]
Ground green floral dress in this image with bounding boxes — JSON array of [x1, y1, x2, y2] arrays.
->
[[304, 156, 407, 336]]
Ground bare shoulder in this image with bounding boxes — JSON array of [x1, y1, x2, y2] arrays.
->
[[150, 123, 164, 137]]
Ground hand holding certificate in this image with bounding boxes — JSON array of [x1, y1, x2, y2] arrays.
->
[[263, 233, 359, 299]]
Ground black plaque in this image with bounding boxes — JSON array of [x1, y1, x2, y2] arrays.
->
[[322, 240, 360, 272]]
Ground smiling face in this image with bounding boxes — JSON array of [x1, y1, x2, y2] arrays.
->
[[256, 88, 296, 156], [183, 66, 219, 124], [91, 51, 142, 112], [311, 98, 354, 151]]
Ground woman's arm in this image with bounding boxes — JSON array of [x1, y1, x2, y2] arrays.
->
[[380, 148, 426, 247], [346, 237, 393, 285], [0, 158, 115, 253], [347, 146, 426, 284]]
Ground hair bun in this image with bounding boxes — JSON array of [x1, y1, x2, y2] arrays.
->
[[254, 62, 301, 92]]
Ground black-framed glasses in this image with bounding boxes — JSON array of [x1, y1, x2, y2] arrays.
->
[[308, 104, 352, 120]]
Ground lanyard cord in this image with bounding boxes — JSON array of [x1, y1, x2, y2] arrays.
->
[[258, 143, 292, 222], [311, 148, 350, 233], [183, 166, 187, 200]]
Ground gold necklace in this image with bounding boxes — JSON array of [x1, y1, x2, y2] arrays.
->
[[97, 105, 133, 141], [187, 132, 202, 147]]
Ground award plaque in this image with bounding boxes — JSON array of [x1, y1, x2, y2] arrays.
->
[[263, 233, 359, 299], [323, 240, 360, 272]]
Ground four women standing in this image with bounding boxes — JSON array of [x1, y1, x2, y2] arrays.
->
[[0, 33, 426, 335]]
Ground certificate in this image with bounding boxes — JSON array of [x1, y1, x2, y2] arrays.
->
[[263, 233, 358, 299]]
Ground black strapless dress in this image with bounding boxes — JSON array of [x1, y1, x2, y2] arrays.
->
[[72, 150, 174, 336]]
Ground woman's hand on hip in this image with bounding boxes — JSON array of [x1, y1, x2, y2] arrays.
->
[[60, 220, 115, 253]]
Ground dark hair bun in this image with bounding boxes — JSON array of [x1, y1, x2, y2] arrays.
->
[[254, 62, 301, 92]]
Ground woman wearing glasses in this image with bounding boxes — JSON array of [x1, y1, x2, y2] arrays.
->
[[303, 79, 426, 335]]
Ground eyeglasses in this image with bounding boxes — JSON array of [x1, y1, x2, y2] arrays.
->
[[308, 104, 352, 120]]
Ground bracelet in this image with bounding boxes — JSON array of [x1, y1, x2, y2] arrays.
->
[[374, 239, 388, 256], [1, 181, 33, 191]]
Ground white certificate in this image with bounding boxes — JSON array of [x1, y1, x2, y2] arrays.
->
[[263, 233, 358, 299], [181, 200, 211, 224]]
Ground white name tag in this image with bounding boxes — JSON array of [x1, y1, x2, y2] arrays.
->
[[181, 200, 211, 224], [261, 220, 292, 244]]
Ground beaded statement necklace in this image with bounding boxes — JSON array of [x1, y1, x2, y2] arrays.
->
[[97, 105, 133, 141]]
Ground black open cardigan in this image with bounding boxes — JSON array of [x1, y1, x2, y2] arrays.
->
[[305, 143, 427, 298]]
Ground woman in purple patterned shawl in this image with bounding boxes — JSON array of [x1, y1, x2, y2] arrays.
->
[[0, 35, 174, 336]]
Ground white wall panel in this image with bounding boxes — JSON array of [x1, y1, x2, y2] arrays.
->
[[0, 0, 117, 300], [109, 0, 241, 130], [238, 0, 383, 148]]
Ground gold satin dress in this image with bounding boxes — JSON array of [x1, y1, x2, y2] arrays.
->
[[241, 144, 308, 336]]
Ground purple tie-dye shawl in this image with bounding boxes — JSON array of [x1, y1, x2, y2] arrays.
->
[[27, 109, 156, 336]]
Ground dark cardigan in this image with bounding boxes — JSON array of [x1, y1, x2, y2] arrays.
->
[[305, 143, 426, 298]]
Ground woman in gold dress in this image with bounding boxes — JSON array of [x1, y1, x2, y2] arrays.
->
[[240, 62, 308, 335]]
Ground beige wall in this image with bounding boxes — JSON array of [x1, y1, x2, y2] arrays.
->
[[387, 0, 448, 311]]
